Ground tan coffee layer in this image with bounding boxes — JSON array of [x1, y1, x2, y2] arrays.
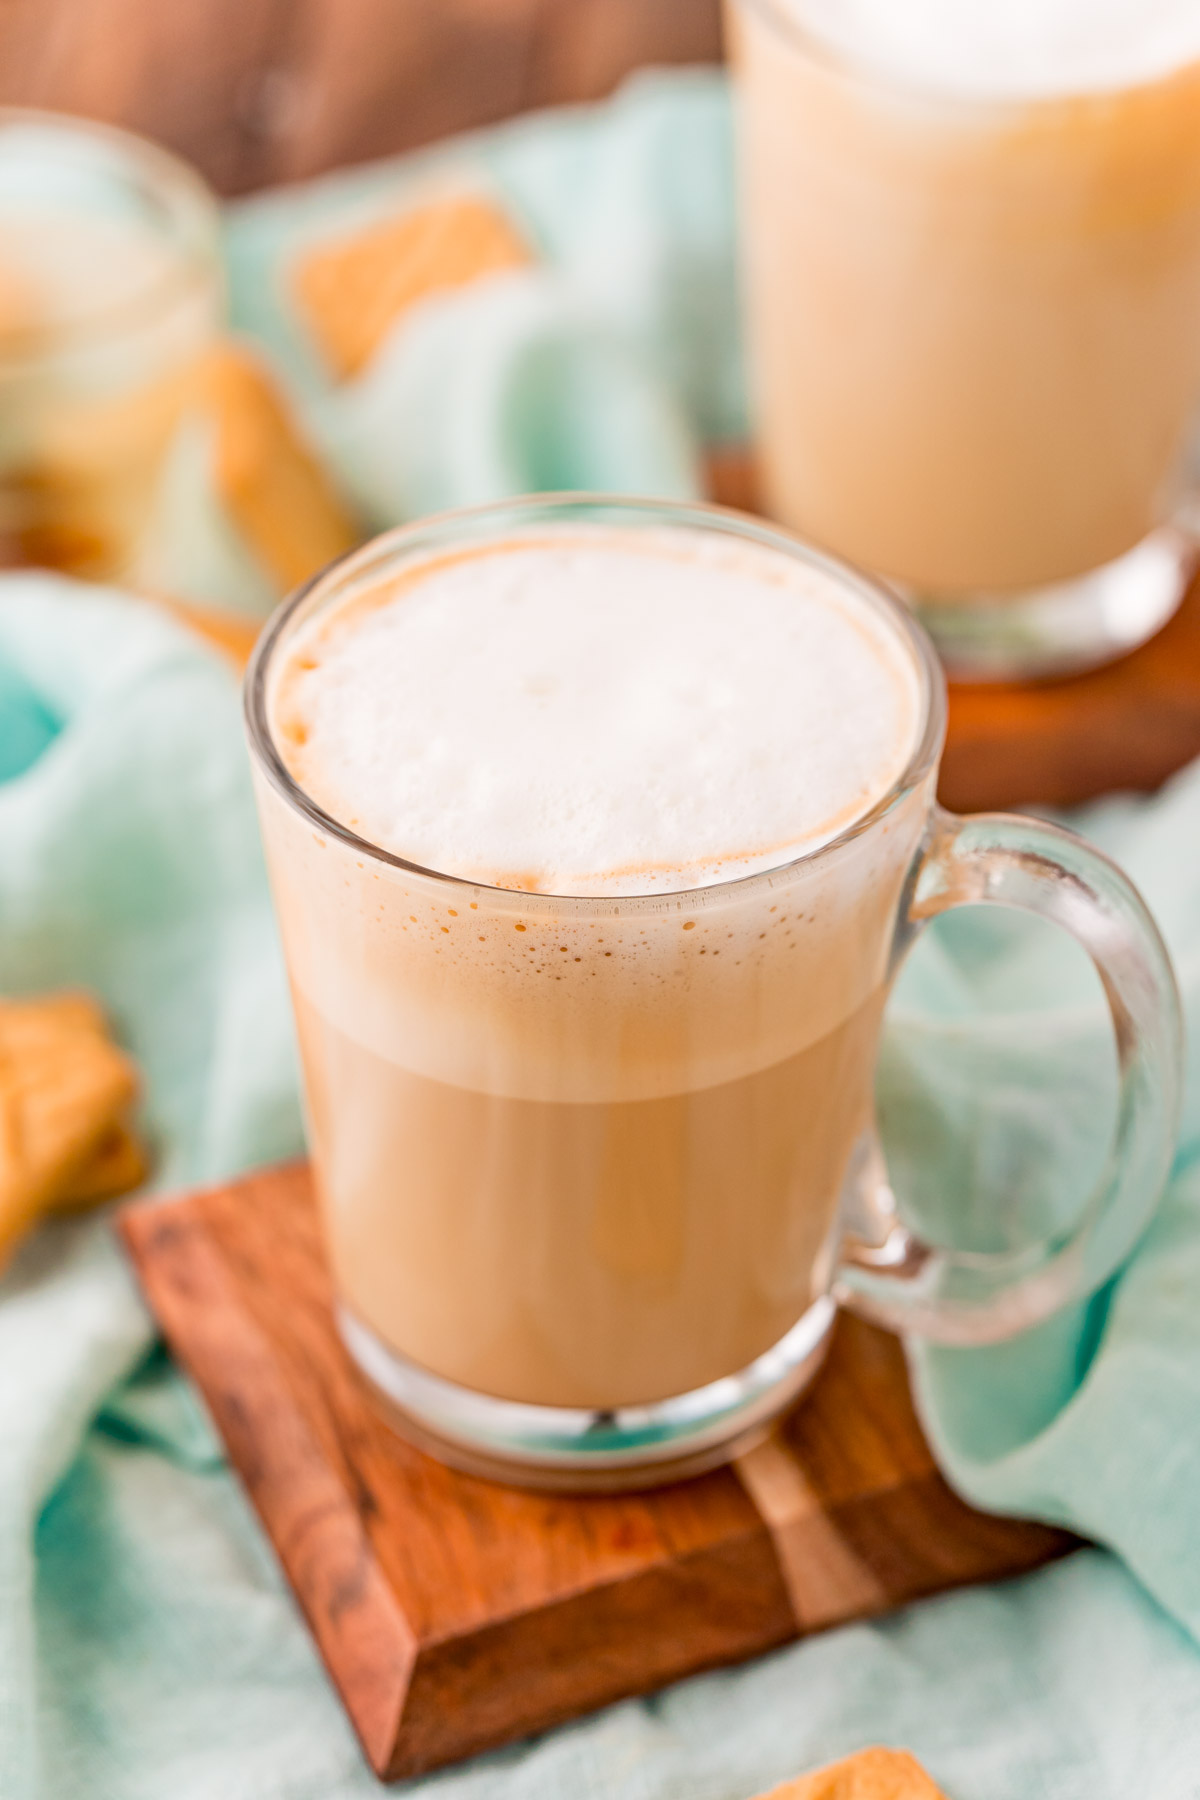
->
[[259, 762, 927, 1410], [305, 989, 883, 1408]]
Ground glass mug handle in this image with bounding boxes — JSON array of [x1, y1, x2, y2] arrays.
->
[[835, 807, 1184, 1345]]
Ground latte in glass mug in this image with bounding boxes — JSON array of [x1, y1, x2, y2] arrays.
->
[[246, 498, 1181, 1488], [269, 524, 921, 1406], [728, 0, 1200, 676]]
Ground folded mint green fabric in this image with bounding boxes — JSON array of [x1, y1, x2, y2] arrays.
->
[[892, 769, 1200, 1636], [157, 72, 735, 615], [6, 572, 1200, 1799], [227, 66, 740, 503], [4, 70, 1200, 1800]]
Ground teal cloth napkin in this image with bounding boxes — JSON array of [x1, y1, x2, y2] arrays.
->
[[228, 68, 740, 509], [153, 71, 737, 614], [4, 69, 1200, 1799]]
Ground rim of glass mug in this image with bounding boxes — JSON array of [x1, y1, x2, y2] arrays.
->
[[732, 0, 1200, 114], [0, 106, 222, 367], [245, 491, 948, 910]]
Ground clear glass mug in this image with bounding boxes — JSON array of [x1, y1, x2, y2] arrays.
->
[[0, 109, 222, 582], [245, 496, 1182, 1490], [726, 0, 1200, 679]]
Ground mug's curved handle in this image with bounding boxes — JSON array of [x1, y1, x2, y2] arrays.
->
[[834, 807, 1184, 1345]]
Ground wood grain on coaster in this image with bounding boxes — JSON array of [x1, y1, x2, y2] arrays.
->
[[120, 1163, 1072, 1780]]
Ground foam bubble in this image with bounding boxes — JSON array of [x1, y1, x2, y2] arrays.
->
[[779, 0, 1200, 99], [273, 527, 921, 896]]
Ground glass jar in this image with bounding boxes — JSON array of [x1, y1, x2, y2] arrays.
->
[[0, 109, 222, 582]]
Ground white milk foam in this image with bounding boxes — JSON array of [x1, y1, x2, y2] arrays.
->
[[274, 527, 920, 897], [781, 0, 1200, 98]]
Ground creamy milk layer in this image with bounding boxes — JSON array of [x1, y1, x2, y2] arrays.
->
[[0, 215, 181, 337], [274, 529, 920, 896], [782, 0, 1200, 97]]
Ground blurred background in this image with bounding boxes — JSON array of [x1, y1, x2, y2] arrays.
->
[[0, 0, 722, 191]]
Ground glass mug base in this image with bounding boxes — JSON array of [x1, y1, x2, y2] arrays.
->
[[338, 1298, 837, 1492], [912, 524, 1196, 682]]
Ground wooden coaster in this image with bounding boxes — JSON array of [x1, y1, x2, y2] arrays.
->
[[119, 1164, 1071, 1780]]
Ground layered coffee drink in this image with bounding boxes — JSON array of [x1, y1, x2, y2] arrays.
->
[[257, 522, 928, 1412], [249, 501, 1184, 1484], [728, 0, 1200, 668]]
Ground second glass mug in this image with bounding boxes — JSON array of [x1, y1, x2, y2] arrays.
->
[[726, 0, 1200, 679], [0, 109, 222, 582], [246, 496, 1182, 1490]]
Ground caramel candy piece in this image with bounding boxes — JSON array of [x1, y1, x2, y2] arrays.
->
[[292, 191, 533, 380], [203, 340, 359, 592], [759, 1748, 950, 1800], [0, 992, 142, 1267]]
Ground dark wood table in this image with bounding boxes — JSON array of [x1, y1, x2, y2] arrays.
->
[[0, 0, 721, 194]]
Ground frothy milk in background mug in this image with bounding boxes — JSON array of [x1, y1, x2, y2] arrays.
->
[[246, 497, 1181, 1490], [0, 111, 221, 582], [727, 0, 1200, 678]]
